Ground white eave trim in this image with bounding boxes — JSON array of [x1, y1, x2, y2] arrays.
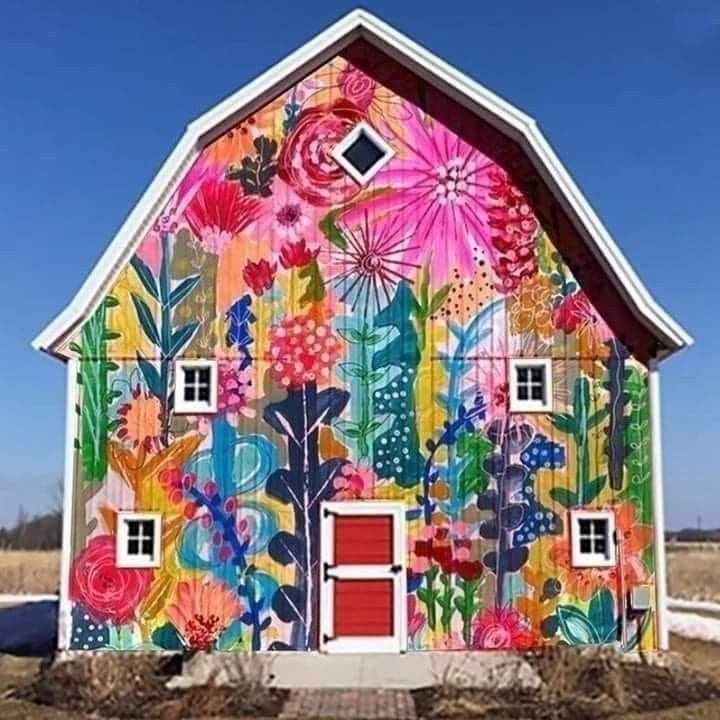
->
[[32, 8, 692, 360]]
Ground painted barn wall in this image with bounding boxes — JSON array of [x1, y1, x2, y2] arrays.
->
[[65, 44, 656, 652]]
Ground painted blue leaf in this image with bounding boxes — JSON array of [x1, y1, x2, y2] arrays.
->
[[130, 255, 159, 300], [266, 469, 298, 508], [239, 612, 254, 625], [225, 294, 256, 354], [477, 489, 498, 511], [315, 387, 351, 426], [268, 531, 305, 568], [137, 355, 162, 398], [405, 508, 422, 522], [589, 588, 617, 642], [272, 585, 305, 624], [500, 503, 525, 529], [260, 616, 272, 631], [169, 275, 201, 308], [151, 622, 183, 650], [269, 640, 295, 651], [478, 518, 499, 540], [483, 453, 505, 476], [169, 322, 200, 357], [130, 293, 160, 346]]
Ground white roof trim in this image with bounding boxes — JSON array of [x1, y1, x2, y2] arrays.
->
[[33, 8, 692, 360]]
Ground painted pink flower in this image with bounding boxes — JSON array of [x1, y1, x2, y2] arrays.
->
[[279, 237, 320, 269], [333, 463, 377, 499], [267, 314, 342, 388], [472, 606, 537, 650], [243, 258, 276, 296], [338, 63, 377, 111], [407, 595, 426, 640], [553, 291, 614, 343], [166, 579, 243, 651], [69, 535, 154, 625], [487, 166, 539, 291], [277, 100, 365, 206], [185, 178, 262, 254], [217, 359, 254, 417], [342, 105, 539, 286]]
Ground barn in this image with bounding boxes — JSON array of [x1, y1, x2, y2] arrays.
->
[[34, 9, 691, 655]]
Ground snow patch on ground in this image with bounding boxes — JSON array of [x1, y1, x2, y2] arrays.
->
[[669, 611, 720, 643]]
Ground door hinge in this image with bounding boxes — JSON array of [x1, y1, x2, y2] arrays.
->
[[323, 562, 336, 582], [322, 633, 335, 644], [390, 564, 403, 574]]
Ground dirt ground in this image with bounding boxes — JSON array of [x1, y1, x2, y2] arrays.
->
[[2, 635, 720, 719]]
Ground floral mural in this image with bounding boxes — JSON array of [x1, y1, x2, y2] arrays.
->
[[66, 49, 656, 652]]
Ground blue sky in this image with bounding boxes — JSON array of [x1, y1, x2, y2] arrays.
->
[[0, 1, 717, 529]]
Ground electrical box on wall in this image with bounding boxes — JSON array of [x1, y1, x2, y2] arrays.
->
[[630, 585, 653, 612]]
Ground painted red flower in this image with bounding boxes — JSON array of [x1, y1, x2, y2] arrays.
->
[[487, 167, 538, 292], [69, 535, 154, 625], [278, 100, 365, 206], [472, 606, 537, 650], [338, 64, 377, 111], [185, 178, 262, 254], [552, 291, 613, 343], [279, 237, 320, 269], [267, 313, 342, 388], [243, 258, 276, 296], [455, 560, 484, 581]]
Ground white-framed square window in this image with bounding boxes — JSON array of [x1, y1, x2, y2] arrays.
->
[[570, 510, 616, 568], [509, 358, 553, 413], [116, 512, 162, 568], [331, 121, 395, 185], [174, 359, 217, 414]]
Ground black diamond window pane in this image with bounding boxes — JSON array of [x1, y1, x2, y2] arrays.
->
[[530, 384, 544, 401], [594, 537, 607, 555], [580, 538, 592, 554], [530, 367, 544, 383], [141, 539, 154, 556], [517, 385, 529, 401], [578, 519, 592, 535], [516, 367, 529, 383], [592, 519, 607, 536], [127, 539, 139, 555], [184, 368, 197, 383], [184, 385, 195, 402], [141, 520, 155, 537], [342, 132, 386, 175], [198, 385, 211, 402], [126, 520, 140, 537], [198, 367, 211, 385]]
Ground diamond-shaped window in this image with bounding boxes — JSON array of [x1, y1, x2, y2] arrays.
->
[[332, 122, 394, 184]]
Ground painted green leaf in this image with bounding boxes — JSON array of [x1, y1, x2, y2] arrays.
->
[[298, 260, 326, 305], [319, 208, 347, 250], [131, 293, 161, 347], [457, 431, 493, 499], [583, 475, 607, 503], [137, 355, 162, 398], [549, 487, 578, 508], [587, 407, 609, 429], [429, 283, 452, 315], [169, 322, 200, 358], [588, 588, 616, 642], [557, 605, 600, 646], [551, 412, 576, 435], [338, 362, 365, 379]]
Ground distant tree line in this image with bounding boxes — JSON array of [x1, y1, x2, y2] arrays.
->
[[0, 506, 62, 550], [666, 529, 720, 543]]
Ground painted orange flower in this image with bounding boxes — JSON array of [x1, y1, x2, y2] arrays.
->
[[509, 274, 556, 340], [549, 502, 653, 601], [116, 385, 163, 453], [166, 579, 243, 651]]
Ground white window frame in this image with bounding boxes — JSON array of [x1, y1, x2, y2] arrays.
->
[[116, 512, 162, 569], [320, 501, 406, 653], [509, 358, 553, 413], [174, 359, 218, 414], [570, 509, 616, 568], [331, 121, 395, 185]]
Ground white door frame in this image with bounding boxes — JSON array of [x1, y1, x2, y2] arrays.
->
[[320, 501, 406, 653]]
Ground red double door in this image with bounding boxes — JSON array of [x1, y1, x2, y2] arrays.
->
[[320, 502, 406, 653]]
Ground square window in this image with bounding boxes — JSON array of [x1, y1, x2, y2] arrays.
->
[[509, 359, 552, 413], [331, 122, 395, 185], [175, 360, 218, 414], [570, 511, 616, 568], [116, 512, 161, 568]]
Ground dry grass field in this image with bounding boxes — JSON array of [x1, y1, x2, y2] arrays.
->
[[0, 551, 60, 595], [0, 546, 719, 601]]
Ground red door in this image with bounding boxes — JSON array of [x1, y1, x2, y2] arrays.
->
[[320, 502, 406, 653]]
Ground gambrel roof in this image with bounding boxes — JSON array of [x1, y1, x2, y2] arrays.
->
[[33, 8, 692, 360]]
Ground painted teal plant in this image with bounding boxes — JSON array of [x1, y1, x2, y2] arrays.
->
[[129, 235, 201, 444], [550, 376, 608, 507], [70, 295, 121, 482], [334, 322, 392, 461]]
